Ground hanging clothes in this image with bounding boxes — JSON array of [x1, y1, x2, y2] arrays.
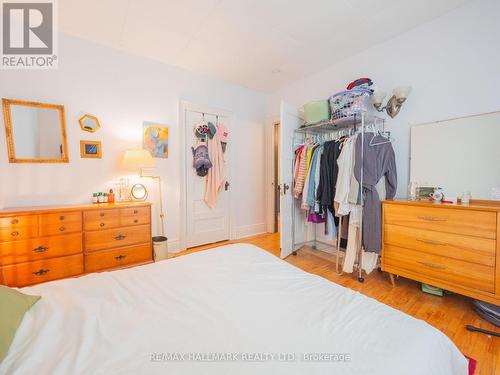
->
[[301, 144, 312, 208], [302, 144, 319, 209], [317, 140, 341, 214], [293, 144, 308, 198], [204, 130, 225, 209], [334, 134, 357, 216], [305, 144, 323, 210], [354, 133, 397, 253], [342, 205, 361, 273], [293, 145, 304, 183], [325, 210, 337, 240]]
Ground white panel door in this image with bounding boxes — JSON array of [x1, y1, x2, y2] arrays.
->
[[279, 101, 304, 258], [185, 110, 230, 248]]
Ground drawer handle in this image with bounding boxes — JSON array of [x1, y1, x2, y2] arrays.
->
[[134, 210, 139, 214], [416, 261, 446, 270], [11, 231, 19, 237], [417, 216, 447, 222], [33, 246, 49, 253], [114, 254, 127, 260], [100, 222, 105, 227], [59, 226, 66, 232], [32, 269, 50, 276], [134, 219, 139, 223], [416, 238, 447, 246], [11, 219, 19, 224], [114, 234, 126, 241], [59, 215, 65, 221], [100, 212, 105, 217]]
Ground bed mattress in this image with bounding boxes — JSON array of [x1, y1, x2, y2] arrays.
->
[[0, 244, 467, 375]]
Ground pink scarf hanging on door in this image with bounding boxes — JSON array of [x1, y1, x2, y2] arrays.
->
[[204, 130, 225, 208]]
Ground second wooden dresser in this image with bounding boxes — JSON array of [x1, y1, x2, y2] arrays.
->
[[382, 200, 499, 305], [0, 202, 153, 287]]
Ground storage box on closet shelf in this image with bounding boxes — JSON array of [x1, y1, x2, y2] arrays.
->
[[329, 89, 371, 122], [298, 89, 372, 133]]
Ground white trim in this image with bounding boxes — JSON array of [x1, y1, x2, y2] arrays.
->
[[178, 100, 236, 252], [265, 116, 279, 233], [164, 238, 181, 253], [235, 223, 267, 239]]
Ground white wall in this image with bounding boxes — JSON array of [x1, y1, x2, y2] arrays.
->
[[0, 33, 270, 249], [270, 0, 500, 197]]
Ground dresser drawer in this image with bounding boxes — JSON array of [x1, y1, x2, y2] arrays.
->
[[120, 215, 150, 227], [84, 244, 152, 273], [384, 245, 495, 293], [0, 225, 38, 242], [384, 224, 496, 267], [84, 209, 120, 231], [120, 206, 150, 217], [84, 224, 150, 252], [384, 204, 496, 239], [39, 221, 82, 237], [120, 207, 150, 227], [0, 215, 38, 229], [39, 211, 82, 225], [0, 233, 82, 266], [0, 254, 83, 287]]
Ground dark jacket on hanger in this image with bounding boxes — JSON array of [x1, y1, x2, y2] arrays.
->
[[354, 134, 397, 254], [317, 140, 341, 216]]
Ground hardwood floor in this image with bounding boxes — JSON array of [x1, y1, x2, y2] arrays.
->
[[179, 232, 500, 375]]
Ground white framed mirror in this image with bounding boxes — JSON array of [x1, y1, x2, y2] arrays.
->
[[410, 111, 500, 200]]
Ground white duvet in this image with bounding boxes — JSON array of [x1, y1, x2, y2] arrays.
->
[[1, 244, 467, 375]]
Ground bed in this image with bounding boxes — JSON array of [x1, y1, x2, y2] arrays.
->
[[0, 244, 468, 375]]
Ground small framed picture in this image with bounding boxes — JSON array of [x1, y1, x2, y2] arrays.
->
[[80, 140, 102, 159], [143, 122, 168, 159]]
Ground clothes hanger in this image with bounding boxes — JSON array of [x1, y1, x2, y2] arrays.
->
[[369, 125, 394, 146]]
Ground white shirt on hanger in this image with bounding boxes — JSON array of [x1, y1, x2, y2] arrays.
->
[[334, 134, 357, 216]]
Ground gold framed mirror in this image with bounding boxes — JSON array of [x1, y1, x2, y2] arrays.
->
[[2, 98, 69, 163], [79, 114, 101, 133], [131, 183, 148, 201]]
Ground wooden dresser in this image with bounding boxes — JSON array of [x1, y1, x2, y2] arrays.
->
[[0, 202, 153, 287], [382, 200, 499, 304]]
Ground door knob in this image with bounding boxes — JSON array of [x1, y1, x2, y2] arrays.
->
[[283, 183, 290, 195], [225, 181, 230, 191]]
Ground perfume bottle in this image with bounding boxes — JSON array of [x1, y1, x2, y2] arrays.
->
[[408, 181, 418, 201]]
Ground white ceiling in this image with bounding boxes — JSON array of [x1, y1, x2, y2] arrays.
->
[[59, 0, 468, 92]]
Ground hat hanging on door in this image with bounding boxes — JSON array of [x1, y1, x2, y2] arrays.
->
[[191, 145, 212, 177], [207, 122, 217, 139], [217, 122, 229, 152], [195, 123, 209, 138]]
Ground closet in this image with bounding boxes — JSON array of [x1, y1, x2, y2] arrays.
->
[[281, 108, 397, 282]]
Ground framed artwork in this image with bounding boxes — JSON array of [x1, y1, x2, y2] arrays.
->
[[80, 140, 102, 159], [143, 122, 168, 158]]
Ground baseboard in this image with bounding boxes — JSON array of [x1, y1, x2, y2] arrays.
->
[[168, 223, 267, 253], [235, 223, 267, 239], [163, 238, 181, 253]]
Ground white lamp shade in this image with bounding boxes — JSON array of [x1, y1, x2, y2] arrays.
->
[[393, 86, 412, 100], [372, 91, 387, 105], [121, 149, 155, 169]]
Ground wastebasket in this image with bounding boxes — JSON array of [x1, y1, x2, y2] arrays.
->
[[152, 236, 169, 261]]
